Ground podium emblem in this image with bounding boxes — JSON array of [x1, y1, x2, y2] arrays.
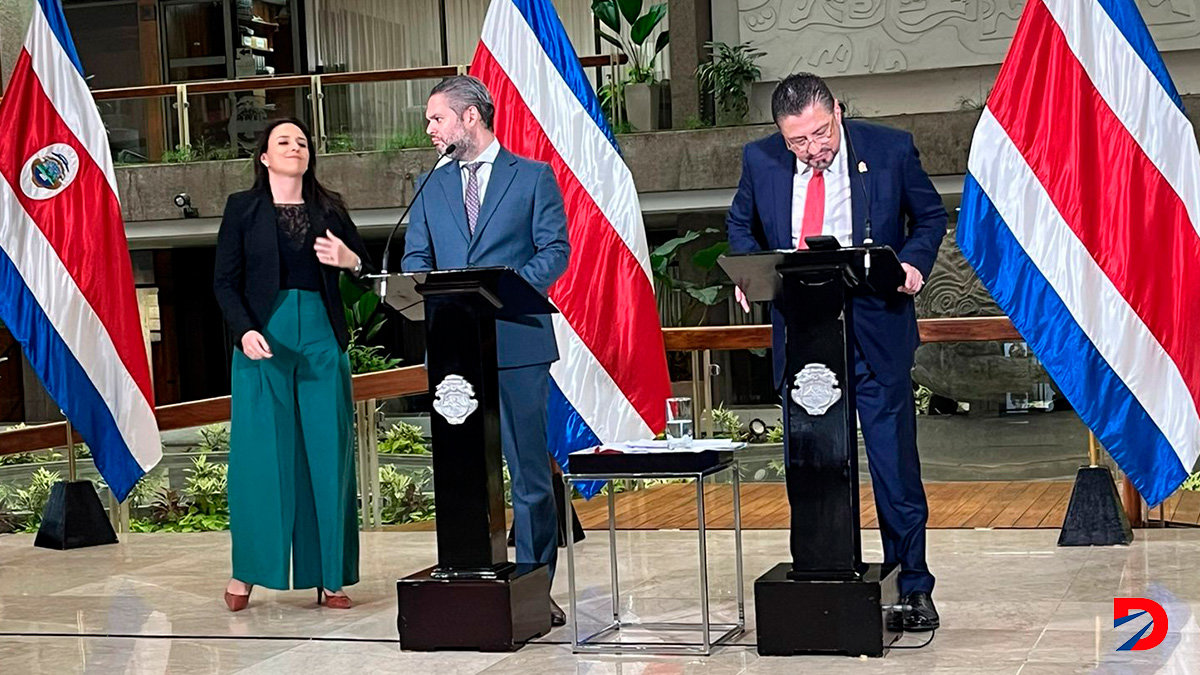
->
[[792, 364, 841, 416], [433, 375, 478, 425]]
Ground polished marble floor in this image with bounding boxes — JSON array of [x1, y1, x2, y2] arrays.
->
[[2, 528, 1200, 673]]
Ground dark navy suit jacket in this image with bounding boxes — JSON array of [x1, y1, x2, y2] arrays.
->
[[400, 146, 570, 368], [726, 120, 948, 388]]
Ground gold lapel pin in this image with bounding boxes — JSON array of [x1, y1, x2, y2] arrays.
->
[[857, 161, 868, 174]]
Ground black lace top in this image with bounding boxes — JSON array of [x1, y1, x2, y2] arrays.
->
[[275, 203, 322, 291]]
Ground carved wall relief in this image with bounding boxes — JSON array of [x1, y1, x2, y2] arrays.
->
[[740, 0, 1200, 81]]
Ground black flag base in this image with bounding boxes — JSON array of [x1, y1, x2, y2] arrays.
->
[[1057, 465, 1134, 547], [34, 480, 119, 550]]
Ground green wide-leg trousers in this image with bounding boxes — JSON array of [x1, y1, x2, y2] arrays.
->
[[228, 289, 358, 591]]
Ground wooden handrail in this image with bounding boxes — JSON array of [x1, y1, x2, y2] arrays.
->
[[0, 316, 1017, 457], [0, 365, 429, 456], [661, 316, 1020, 351], [82, 55, 626, 102]]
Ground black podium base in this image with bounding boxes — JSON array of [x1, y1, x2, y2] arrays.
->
[[397, 563, 551, 651], [34, 480, 118, 550], [1058, 465, 1134, 547], [754, 562, 902, 657]]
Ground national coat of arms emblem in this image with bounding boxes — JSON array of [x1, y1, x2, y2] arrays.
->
[[791, 364, 841, 416], [20, 143, 79, 200], [433, 374, 478, 425]]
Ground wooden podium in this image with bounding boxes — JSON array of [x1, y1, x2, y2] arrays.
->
[[375, 267, 556, 651], [719, 245, 907, 657]]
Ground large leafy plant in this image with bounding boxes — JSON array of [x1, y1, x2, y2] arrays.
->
[[340, 276, 401, 373], [696, 41, 765, 124], [650, 228, 733, 325], [592, 0, 669, 83]]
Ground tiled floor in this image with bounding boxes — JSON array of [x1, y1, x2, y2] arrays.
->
[[2, 528, 1199, 673]]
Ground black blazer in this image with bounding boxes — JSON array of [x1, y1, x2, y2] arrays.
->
[[213, 188, 373, 352]]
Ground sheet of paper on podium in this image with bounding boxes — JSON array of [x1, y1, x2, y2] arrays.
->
[[590, 439, 745, 454]]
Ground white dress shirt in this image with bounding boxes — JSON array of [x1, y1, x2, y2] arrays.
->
[[791, 144, 853, 248], [460, 138, 501, 204]]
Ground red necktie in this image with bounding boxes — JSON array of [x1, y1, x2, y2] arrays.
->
[[798, 169, 824, 249]]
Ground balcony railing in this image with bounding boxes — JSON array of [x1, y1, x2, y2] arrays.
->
[[3, 55, 625, 164]]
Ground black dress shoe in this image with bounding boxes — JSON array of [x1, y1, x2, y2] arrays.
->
[[903, 591, 939, 632], [550, 598, 566, 626]]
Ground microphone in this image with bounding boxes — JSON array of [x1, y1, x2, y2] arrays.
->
[[857, 160, 873, 246], [378, 143, 457, 296], [840, 120, 873, 270], [858, 157, 874, 272]]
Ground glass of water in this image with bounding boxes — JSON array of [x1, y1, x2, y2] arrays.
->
[[665, 397, 693, 449]]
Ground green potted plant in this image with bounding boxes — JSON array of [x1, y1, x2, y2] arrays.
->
[[696, 41, 765, 126], [592, 0, 669, 130], [650, 227, 733, 326], [340, 276, 401, 374]]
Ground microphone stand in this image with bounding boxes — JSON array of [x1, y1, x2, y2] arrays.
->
[[375, 143, 457, 298]]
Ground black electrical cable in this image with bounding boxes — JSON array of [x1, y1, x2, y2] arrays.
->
[[889, 629, 936, 649]]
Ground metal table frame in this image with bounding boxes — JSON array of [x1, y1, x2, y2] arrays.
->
[[562, 459, 744, 655]]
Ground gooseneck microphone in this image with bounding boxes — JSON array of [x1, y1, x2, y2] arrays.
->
[[839, 114, 873, 270], [378, 143, 457, 283]]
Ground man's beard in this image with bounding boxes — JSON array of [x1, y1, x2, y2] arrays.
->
[[447, 133, 475, 160], [805, 150, 835, 172]]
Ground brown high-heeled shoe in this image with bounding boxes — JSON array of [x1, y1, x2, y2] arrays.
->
[[224, 584, 252, 612], [317, 588, 352, 609]]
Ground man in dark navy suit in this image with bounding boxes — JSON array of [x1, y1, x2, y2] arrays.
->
[[726, 73, 947, 631], [401, 76, 570, 626]]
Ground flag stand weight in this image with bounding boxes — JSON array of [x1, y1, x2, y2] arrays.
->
[[34, 418, 118, 550], [1057, 432, 1134, 547]]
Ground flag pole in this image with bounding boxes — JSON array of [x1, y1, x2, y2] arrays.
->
[[65, 416, 76, 482], [1088, 431, 1099, 468]]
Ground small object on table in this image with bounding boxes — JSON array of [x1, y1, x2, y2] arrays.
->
[[665, 397, 694, 449]]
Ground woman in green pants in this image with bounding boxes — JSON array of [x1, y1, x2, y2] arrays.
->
[[213, 118, 372, 611]]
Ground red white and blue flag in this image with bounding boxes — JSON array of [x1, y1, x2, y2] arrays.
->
[[0, 0, 159, 500], [958, 0, 1200, 505], [470, 0, 671, 474]]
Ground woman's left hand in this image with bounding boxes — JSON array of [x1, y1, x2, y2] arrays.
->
[[314, 229, 359, 270]]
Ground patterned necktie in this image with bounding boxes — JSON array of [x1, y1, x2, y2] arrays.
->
[[798, 169, 825, 249], [464, 161, 483, 236]]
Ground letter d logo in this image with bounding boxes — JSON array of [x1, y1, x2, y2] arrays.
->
[[1114, 597, 1168, 651]]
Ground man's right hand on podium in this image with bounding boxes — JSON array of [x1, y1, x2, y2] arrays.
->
[[735, 286, 750, 313], [241, 330, 273, 360]]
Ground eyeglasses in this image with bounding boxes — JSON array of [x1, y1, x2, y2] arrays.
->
[[785, 122, 834, 151]]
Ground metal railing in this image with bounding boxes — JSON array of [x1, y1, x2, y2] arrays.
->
[[33, 55, 625, 161]]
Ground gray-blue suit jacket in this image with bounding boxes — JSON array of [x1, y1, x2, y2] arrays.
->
[[400, 146, 570, 368]]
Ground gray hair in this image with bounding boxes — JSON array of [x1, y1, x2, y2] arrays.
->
[[430, 76, 495, 130], [771, 73, 835, 122]]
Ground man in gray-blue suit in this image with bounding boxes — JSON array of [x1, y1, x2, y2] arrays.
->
[[401, 76, 571, 626]]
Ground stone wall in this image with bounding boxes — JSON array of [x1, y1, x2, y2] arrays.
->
[[729, 0, 1200, 118], [0, 0, 33, 89]]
